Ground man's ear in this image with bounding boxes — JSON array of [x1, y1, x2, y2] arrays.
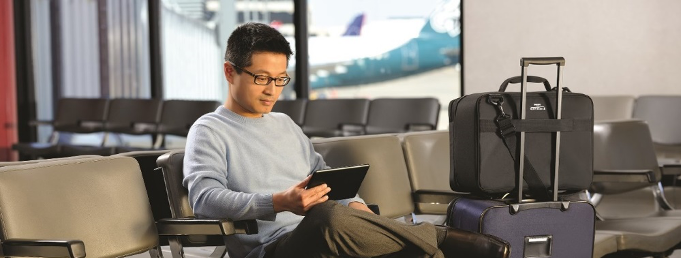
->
[[224, 62, 235, 84]]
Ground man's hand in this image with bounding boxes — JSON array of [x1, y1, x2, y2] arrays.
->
[[273, 175, 331, 215], [349, 201, 374, 214]]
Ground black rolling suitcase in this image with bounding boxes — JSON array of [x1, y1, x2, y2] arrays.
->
[[446, 58, 595, 258]]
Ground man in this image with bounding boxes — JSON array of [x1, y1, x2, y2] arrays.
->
[[183, 22, 507, 258]]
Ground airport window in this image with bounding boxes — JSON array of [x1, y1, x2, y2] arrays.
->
[[159, 0, 297, 147], [305, 0, 461, 129], [160, 0, 297, 101]]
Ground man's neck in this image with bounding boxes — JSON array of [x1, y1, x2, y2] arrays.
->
[[223, 102, 263, 118]]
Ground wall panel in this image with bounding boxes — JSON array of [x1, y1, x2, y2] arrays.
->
[[463, 0, 681, 96]]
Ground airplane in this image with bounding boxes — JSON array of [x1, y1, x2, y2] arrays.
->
[[284, 0, 461, 90], [341, 13, 365, 36]]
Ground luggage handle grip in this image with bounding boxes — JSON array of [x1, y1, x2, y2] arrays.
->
[[521, 57, 565, 67], [498, 76, 552, 92], [509, 201, 570, 215]]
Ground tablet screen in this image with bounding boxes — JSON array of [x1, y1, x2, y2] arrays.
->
[[307, 164, 370, 200]]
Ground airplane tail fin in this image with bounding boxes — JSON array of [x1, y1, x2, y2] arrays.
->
[[419, 0, 460, 38], [342, 13, 365, 36]]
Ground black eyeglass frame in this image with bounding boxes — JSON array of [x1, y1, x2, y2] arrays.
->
[[228, 61, 291, 87]]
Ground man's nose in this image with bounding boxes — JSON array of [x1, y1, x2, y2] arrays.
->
[[262, 81, 275, 94]]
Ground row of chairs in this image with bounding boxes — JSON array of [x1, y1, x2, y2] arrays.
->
[[273, 98, 440, 137], [0, 132, 503, 257], [316, 122, 681, 258], [12, 98, 221, 160], [592, 95, 681, 162], [0, 154, 257, 258], [1, 120, 678, 257], [589, 120, 681, 257], [13, 97, 440, 160]]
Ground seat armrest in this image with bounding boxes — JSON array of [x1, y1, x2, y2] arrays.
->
[[78, 120, 105, 130], [661, 164, 681, 176], [1, 239, 86, 258], [28, 120, 54, 127], [406, 123, 435, 132], [339, 123, 365, 136], [592, 169, 656, 183], [413, 190, 465, 205], [156, 125, 189, 136], [156, 218, 258, 236], [131, 122, 158, 134]]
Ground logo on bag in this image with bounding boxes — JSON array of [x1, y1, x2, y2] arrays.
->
[[530, 103, 546, 111]]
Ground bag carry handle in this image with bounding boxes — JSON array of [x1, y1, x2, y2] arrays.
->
[[498, 76, 552, 92], [521, 57, 566, 67]]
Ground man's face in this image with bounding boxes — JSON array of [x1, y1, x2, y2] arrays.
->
[[224, 52, 287, 118]]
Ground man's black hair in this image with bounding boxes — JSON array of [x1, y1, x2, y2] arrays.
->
[[225, 23, 293, 73]]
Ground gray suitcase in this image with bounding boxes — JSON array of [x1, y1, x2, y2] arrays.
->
[[446, 58, 595, 258]]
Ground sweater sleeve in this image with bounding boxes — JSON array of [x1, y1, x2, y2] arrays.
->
[[183, 124, 276, 221]]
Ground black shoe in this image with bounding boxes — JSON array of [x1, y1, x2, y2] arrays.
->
[[437, 226, 510, 258]]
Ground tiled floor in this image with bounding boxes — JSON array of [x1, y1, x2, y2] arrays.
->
[[663, 251, 681, 258], [128, 213, 681, 258], [129, 246, 218, 258], [129, 247, 681, 258]]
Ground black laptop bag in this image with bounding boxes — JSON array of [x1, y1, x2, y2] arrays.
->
[[446, 58, 595, 258], [448, 58, 593, 198]]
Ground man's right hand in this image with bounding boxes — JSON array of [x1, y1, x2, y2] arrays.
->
[[273, 175, 331, 215]]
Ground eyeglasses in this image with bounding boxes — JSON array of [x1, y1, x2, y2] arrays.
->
[[229, 62, 291, 87]]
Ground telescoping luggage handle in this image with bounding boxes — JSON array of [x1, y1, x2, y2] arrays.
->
[[520, 57, 565, 202], [489, 57, 566, 203]]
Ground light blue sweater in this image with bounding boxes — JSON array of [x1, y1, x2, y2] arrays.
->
[[183, 106, 364, 258]]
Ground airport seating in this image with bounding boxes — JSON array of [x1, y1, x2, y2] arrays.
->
[[632, 95, 681, 162], [61, 98, 162, 156], [272, 99, 307, 126], [128, 99, 221, 152], [0, 155, 102, 167], [0, 152, 175, 248], [312, 134, 416, 219], [590, 95, 635, 122], [311, 134, 509, 257], [399, 130, 465, 215], [13, 98, 218, 159], [394, 130, 626, 257], [302, 99, 371, 137], [15, 97, 443, 160], [590, 120, 681, 257], [0, 155, 255, 258], [157, 150, 258, 258], [156, 136, 508, 257], [630, 95, 681, 207], [365, 98, 439, 134], [12, 98, 109, 160], [115, 150, 178, 244], [593, 232, 619, 258]]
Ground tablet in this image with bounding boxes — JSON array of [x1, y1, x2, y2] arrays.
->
[[306, 164, 370, 200]]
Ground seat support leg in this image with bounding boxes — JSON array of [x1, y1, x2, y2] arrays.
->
[[209, 246, 227, 258], [168, 237, 185, 258]]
